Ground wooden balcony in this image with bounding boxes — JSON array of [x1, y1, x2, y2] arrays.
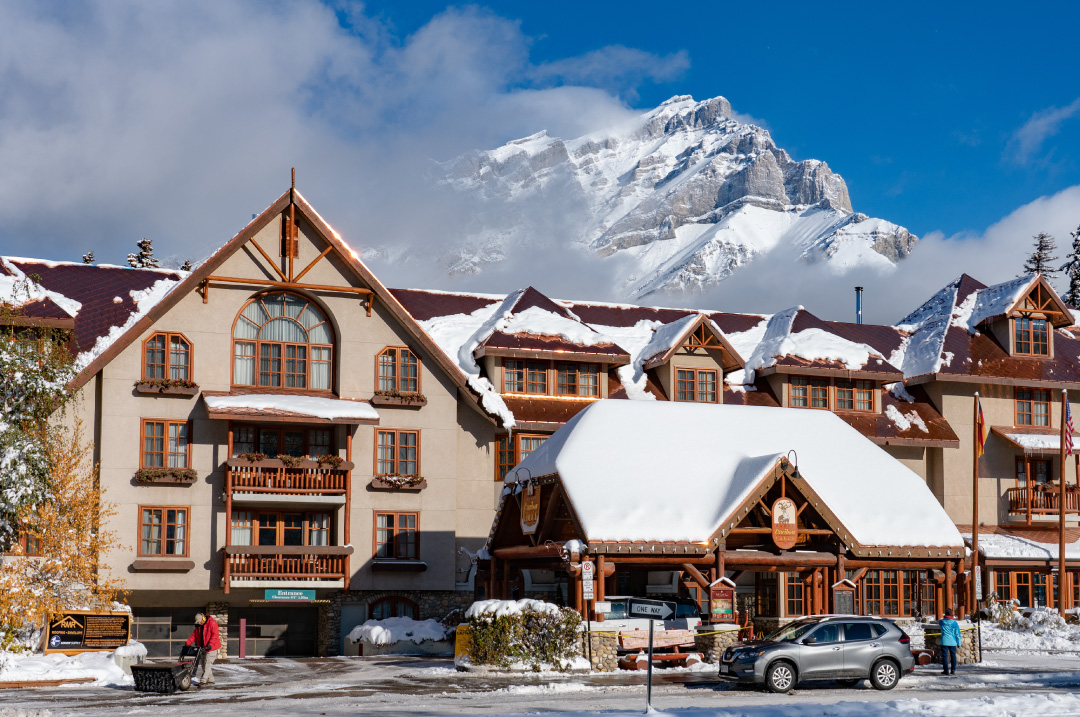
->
[[223, 545, 353, 589], [226, 459, 352, 497], [1006, 486, 1080, 523]]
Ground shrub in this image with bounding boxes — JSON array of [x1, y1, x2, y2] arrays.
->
[[466, 600, 581, 671]]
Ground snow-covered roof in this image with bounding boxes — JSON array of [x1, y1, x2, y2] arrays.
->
[[507, 400, 964, 549], [967, 531, 1080, 561], [202, 394, 379, 422]]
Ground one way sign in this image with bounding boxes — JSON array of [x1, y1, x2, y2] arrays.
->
[[627, 598, 678, 620]]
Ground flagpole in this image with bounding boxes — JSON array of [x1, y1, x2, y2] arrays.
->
[[972, 393, 980, 615], [1061, 389, 1069, 617]]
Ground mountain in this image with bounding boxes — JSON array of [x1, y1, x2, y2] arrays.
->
[[438, 95, 918, 298]]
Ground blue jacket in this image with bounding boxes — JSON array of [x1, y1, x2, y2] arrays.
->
[[939, 617, 961, 647]]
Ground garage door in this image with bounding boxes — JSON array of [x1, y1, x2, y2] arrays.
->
[[228, 606, 318, 657]]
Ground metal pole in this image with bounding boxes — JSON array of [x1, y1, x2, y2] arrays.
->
[[1060, 389, 1068, 616], [971, 393, 980, 613], [646, 619, 654, 713]]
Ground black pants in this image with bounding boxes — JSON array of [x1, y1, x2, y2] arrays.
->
[[940, 645, 957, 673]]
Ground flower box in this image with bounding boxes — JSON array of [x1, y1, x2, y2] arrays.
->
[[226, 458, 354, 471], [133, 380, 200, 396], [134, 467, 198, 485], [370, 391, 427, 407], [370, 476, 427, 491]]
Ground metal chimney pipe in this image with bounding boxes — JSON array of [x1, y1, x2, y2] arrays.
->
[[855, 286, 864, 325]]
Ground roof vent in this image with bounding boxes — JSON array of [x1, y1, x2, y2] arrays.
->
[[855, 286, 864, 325]]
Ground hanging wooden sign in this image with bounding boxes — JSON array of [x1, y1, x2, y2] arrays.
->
[[521, 483, 541, 534], [709, 587, 735, 623], [771, 497, 798, 550]]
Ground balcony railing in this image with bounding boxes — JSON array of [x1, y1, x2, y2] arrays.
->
[[1006, 486, 1080, 523], [226, 459, 352, 496], [223, 545, 353, 586]]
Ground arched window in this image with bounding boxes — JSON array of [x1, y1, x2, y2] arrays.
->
[[377, 347, 420, 393], [232, 292, 333, 390], [369, 596, 418, 621], [143, 332, 192, 381]]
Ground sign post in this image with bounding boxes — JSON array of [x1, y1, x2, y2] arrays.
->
[[581, 560, 595, 603], [646, 619, 654, 712]]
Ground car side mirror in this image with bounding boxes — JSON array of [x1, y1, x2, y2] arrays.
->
[[802, 636, 817, 645]]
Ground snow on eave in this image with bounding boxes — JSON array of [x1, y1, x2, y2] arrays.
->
[[0, 257, 83, 318], [491, 304, 623, 350], [202, 394, 379, 421], [73, 277, 182, 372]]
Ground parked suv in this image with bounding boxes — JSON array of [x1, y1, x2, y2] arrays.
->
[[718, 616, 913, 692]]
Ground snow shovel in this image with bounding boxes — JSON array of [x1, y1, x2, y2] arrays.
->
[[131, 645, 205, 693]]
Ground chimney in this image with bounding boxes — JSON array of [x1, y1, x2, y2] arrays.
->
[[855, 286, 864, 325]]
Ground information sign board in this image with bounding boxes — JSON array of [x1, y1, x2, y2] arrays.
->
[[709, 587, 735, 623], [264, 588, 316, 601], [772, 497, 798, 550], [45, 611, 131, 654]]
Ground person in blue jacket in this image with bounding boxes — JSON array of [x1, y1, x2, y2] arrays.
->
[[939, 607, 961, 675]]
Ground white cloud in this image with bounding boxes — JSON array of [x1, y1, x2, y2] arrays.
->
[[1007, 98, 1080, 165]]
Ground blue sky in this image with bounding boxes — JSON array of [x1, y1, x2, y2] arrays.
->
[[0, 1, 1078, 320], [360, 0, 1080, 240]]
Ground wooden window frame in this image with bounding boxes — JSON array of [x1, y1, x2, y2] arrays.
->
[[1014, 316, 1050, 357], [377, 346, 422, 394], [674, 367, 718, 404], [1016, 456, 1053, 487], [142, 332, 193, 382], [373, 511, 419, 560], [369, 596, 419, 620], [863, 569, 902, 617], [502, 359, 525, 393], [526, 361, 549, 395], [17, 524, 42, 556], [374, 429, 421, 477], [556, 362, 600, 397], [140, 419, 193, 469], [137, 505, 190, 558], [496, 435, 514, 481], [1015, 387, 1051, 427], [834, 379, 876, 413], [230, 292, 335, 393], [785, 573, 804, 616], [231, 424, 334, 459], [240, 510, 333, 547]]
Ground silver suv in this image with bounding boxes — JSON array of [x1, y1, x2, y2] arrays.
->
[[719, 615, 914, 692]]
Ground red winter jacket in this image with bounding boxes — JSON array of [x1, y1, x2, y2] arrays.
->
[[185, 616, 221, 651]]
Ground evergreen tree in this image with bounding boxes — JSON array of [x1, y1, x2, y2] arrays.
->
[[126, 238, 160, 269], [81, 251, 94, 265], [1061, 224, 1080, 307], [180, 260, 193, 271], [1020, 232, 1059, 277]]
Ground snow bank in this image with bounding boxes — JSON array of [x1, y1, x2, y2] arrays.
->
[[0, 649, 131, 686], [982, 614, 1080, 652], [202, 394, 379, 421], [345, 617, 450, 646], [465, 599, 563, 619]]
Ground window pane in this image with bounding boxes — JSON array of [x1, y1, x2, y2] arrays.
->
[[503, 360, 524, 393], [309, 429, 331, 457], [259, 344, 282, 386], [401, 351, 418, 393], [234, 342, 255, 385], [790, 378, 808, 407], [169, 336, 189, 381], [527, 362, 547, 394], [231, 511, 253, 546], [284, 431, 304, 458], [697, 370, 716, 403], [377, 431, 396, 475], [378, 350, 396, 391], [145, 335, 166, 379], [258, 430, 279, 457], [580, 364, 599, 397], [676, 370, 694, 402], [234, 426, 256, 457], [557, 364, 577, 395], [167, 422, 188, 468], [144, 422, 164, 467]]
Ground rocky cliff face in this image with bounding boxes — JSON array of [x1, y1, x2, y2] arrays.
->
[[438, 95, 917, 298]]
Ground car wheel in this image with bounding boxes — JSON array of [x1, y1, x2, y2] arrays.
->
[[870, 659, 899, 690], [765, 661, 796, 693]]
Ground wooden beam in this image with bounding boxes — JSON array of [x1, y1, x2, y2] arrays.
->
[[681, 562, 710, 590], [492, 544, 565, 560], [293, 245, 334, 284], [205, 275, 373, 295], [249, 239, 288, 281], [722, 550, 835, 567]]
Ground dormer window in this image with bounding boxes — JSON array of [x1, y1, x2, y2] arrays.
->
[[1014, 317, 1049, 356]]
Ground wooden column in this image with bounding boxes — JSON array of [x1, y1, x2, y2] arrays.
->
[[489, 555, 498, 599], [574, 569, 584, 617], [945, 560, 954, 613], [344, 428, 353, 593], [971, 392, 982, 612], [224, 425, 233, 595], [596, 555, 606, 622], [935, 578, 944, 620], [1060, 389, 1069, 616]]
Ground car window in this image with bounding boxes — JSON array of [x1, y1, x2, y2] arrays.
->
[[768, 621, 817, 642], [808, 624, 840, 644], [871, 623, 888, 637], [842, 622, 874, 642]]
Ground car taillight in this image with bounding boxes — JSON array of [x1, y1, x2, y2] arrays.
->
[[898, 632, 910, 644]]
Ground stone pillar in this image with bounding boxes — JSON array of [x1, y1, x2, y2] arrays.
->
[[317, 603, 331, 657], [924, 622, 980, 665], [694, 625, 742, 663], [206, 601, 229, 660], [579, 626, 618, 672]]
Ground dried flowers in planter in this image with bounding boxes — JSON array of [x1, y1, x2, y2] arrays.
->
[[316, 454, 344, 469], [276, 454, 304, 468], [134, 378, 199, 391], [237, 452, 268, 463], [135, 467, 197, 483], [375, 474, 424, 487], [373, 389, 427, 404]]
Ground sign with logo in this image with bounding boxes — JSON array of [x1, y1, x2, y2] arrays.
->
[[771, 497, 798, 550], [520, 483, 541, 534], [264, 588, 316, 602], [709, 586, 735, 623], [45, 611, 131, 654], [627, 598, 678, 620]]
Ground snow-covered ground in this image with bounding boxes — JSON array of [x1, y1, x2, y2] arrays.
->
[[0, 648, 133, 686]]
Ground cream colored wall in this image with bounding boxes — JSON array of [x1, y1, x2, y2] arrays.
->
[[92, 212, 497, 595], [882, 445, 927, 480], [657, 347, 725, 402]]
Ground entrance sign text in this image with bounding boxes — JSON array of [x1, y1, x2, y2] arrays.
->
[[520, 483, 541, 534], [710, 586, 735, 623]]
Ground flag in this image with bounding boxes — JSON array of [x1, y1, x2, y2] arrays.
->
[[1066, 400, 1074, 456], [975, 397, 988, 457]]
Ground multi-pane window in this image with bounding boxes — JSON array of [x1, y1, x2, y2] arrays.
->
[[790, 377, 809, 407], [233, 512, 330, 547], [1014, 317, 1049, 356], [527, 362, 548, 394], [142, 420, 190, 468], [496, 436, 514, 481], [785, 574, 804, 616], [518, 435, 547, 461], [1017, 457, 1053, 486], [863, 570, 900, 616], [139, 507, 188, 557], [377, 348, 420, 393], [503, 360, 525, 393], [1016, 388, 1051, 426], [809, 379, 829, 408], [556, 363, 600, 397], [375, 512, 418, 560], [17, 525, 42, 556], [995, 569, 1012, 602], [143, 332, 192, 381], [370, 596, 418, 619], [232, 425, 334, 459], [676, 368, 718, 403], [835, 379, 874, 411], [376, 430, 419, 476], [232, 292, 333, 390], [231, 511, 254, 546]]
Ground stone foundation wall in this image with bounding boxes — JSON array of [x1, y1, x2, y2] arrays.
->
[[694, 626, 742, 663], [326, 590, 474, 657], [579, 627, 618, 672], [205, 601, 229, 660], [924, 624, 980, 665]]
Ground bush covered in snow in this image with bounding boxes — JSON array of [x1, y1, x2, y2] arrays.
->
[[465, 599, 581, 672], [346, 617, 451, 646]]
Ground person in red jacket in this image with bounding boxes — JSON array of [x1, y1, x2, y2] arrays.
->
[[185, 613, 221, 685]]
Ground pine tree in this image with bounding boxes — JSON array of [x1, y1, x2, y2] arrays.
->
[[81, 251, 94, 265], [180, 260, 192, 271], [1061, 224, 1080, 307], [127, 238, 160, 269], [1020, 232, 1059, 277]]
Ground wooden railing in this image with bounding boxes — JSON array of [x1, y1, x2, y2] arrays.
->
[[223, 545, 353, 583], [226, 459, 351, 495], [1006, 486, 1080, 516]]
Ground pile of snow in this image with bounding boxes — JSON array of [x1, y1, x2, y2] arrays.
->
[[0, 648, 131, 686], [745, 307, 884, 377], [982, 609, 1080, 652], [968, 532, 1080, 560], [345, 617, 450, 646], [203, 394, 379, 421], [465, 599, 564, 619]]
